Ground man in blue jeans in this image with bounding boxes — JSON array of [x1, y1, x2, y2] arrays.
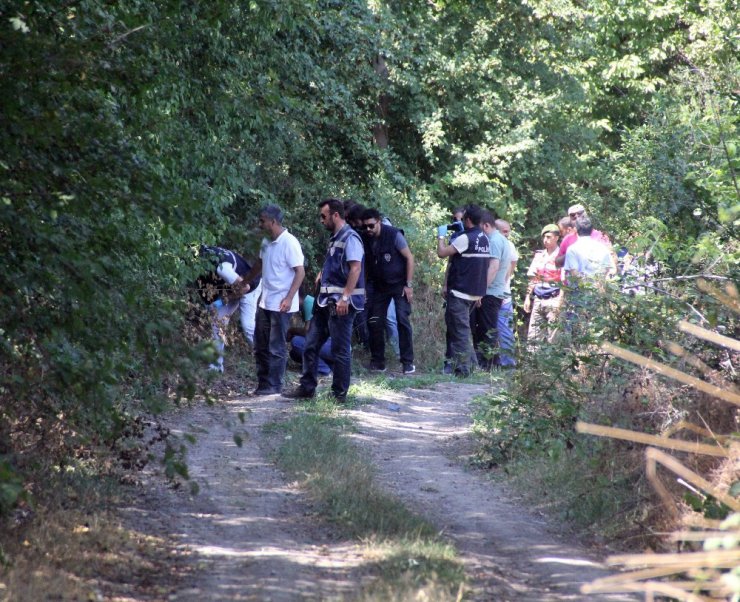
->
[[244, 205, 305, 395], [288, 292, 333, 376], [470, 213, 512, 369], [284, 198, 365, 403], [361, 208, 416, 374], [436, 205, 492, 377]]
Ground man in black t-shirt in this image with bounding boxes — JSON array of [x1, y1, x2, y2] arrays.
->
[[361, 208, 416, 374]]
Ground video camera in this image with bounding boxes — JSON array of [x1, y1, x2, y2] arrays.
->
[[446, 221, 464, 234]]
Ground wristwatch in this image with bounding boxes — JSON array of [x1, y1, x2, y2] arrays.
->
[[405, 282, 413, 288], [341, 295, 349, 302]]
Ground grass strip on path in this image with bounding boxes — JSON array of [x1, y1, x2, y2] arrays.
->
[[270, 394, 467, 601]]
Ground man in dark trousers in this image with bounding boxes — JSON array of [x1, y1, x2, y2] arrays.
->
[[284, 198, 365, 403], [361, 208, 416, 374], [436, 204, 492, 377]]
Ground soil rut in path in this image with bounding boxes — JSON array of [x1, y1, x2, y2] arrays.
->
[[120, 382, 637, 601], [122, 399, 371, 601], [347, 382, 637, 601]]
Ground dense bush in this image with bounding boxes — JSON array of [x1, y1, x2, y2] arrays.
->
[[1, 0, 737, 519]]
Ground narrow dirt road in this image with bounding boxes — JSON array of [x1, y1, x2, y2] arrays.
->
[[119, 381, 636, 601]]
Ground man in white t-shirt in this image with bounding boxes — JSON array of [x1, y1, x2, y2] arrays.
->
[[563, 215, 614, 335], [563, 215, 615, 281], [246, 205, 305, 395]]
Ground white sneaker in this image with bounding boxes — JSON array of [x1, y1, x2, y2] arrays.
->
[[208, 363, 224, 373], [402, 364, 416, 375]]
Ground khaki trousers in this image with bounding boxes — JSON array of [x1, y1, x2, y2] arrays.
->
[[527, 294, 563, 344]]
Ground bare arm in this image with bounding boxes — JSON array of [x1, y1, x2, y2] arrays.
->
[[279, 265, 306, 312], [336, 261, 361, 316], [231, 258, 263, 298], [437, 237, 459, 258], [487, 258, 500, 287], [507, 260, 517, 282], [400, 246, 415, 302]]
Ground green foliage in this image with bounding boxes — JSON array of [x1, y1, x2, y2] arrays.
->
[[1, 0, 736, 518], [474, 285, 681, 464], [0, 457, 25, 514], [684, 492, 733, 521]]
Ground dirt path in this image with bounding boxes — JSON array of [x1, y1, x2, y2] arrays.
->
[[119, 381, 636, 601], [346, 383, 635, 601]]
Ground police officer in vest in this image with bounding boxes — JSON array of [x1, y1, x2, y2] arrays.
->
[[197, 245, 261, 373], [284, 198, 365, 403], [361, 208, 416, 374], [436, 204, 492, 377]]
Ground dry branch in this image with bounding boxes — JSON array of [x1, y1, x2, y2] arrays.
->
[[662, 341, 740, 394], [645, 448, 740, 513], [696, 279, 740, 314], [575, 422, 729, 457], [678, 320, 740, 352], [606, 549, 740, 569], [601, 342, 740, 406], [583, 579, 713, 601]]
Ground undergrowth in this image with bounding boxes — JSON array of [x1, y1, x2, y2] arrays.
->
[[471, 284, 735, 550], [0, 452, 185, 601]]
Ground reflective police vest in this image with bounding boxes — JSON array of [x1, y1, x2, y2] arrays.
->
[[319, 224, 366, 310], [198, 246, 259, 304], [447, 227, 490, 298]]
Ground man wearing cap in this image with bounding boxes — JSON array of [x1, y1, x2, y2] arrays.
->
[[555, 204, 611, 268], [523, 224, 563, 344]]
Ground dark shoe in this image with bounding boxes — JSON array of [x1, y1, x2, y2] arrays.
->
[[251, 387, 280, 396], [282, 386, 315, 400], [402, 363, 416, 375], [367, 362, 386, 373], [442, 362, 453, 375], [332, 395, 347, 404]]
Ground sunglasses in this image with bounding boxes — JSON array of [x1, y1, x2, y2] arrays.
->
[[362, 223, 378, 230], [569, 210, 584, 218]]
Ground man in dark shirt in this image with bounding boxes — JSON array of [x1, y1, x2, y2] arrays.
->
[[361, 208, 416, 374], [436, 205, 492, 377]]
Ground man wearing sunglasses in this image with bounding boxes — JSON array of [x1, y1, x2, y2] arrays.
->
[[554, 204, 611, 268], [361, 208, 416, 374], [284, 198, 365, 403]]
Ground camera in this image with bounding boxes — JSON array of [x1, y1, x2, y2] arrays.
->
[[328, 299, 338, 317], [446, 221, 464, 234]]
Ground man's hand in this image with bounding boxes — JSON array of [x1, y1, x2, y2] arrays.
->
[[403, 286, 413, 303], [523, 296, 532, 313], [279, 297, 292, 312], [336, 298, 349, 316], [228, 280, 250, 301]]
